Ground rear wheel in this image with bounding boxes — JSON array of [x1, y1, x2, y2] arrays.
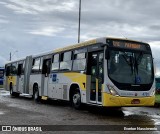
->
[[15, 93, 20, 97], [10, 84, 16, 97], [72, 89, 81, 109], [33, 85, 40, 103]]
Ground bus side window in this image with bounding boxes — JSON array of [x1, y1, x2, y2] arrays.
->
[[17, 64, 23, 76], [39, 58, 43, 72], [60, 51, 72, 71], [32, 59, 35, 66], [22, 62, 25, 75], [72, 52, 86, 71], [32, 58, 40, 73], [11, 63, 17, 75], [6, 66, 10, 76], [52, 54, 59, 71]]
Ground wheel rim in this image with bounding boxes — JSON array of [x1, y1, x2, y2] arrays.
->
[[10, 86, 13, 95], [34, 91, 38, 100], [73, 93, 80, 105]]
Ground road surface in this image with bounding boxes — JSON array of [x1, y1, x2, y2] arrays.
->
[[0, 89, 159, 134]]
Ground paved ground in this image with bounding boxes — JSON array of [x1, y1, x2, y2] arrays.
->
[[0, 88, 159, 134]]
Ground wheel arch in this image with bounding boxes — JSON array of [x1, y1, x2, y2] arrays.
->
[[69, 83, 81, 102], [33, 82, 39, 94]]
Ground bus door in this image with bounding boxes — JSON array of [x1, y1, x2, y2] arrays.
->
[[5, 65, 11, 91], [89, 51, 103, 104], [17, 62, 24, 93], [42, 58, 51, 96]]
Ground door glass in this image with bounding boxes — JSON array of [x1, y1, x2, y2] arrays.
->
[[43, 59, 51, 77], [90, 54, 97, 101], [90, 52, 103, 102], [98, 53, 103, 102]]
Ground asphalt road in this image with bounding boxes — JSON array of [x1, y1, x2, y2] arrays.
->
[[0, 88, 159, 134]]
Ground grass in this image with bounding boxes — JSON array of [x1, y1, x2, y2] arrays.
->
[[155, 94, 160, 103]]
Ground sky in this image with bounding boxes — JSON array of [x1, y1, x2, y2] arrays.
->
[[0, 0, 160, 76]]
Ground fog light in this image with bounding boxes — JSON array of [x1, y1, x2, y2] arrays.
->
[[107, 85, 119, 96]]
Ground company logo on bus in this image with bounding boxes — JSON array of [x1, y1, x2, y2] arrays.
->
[[121, 92, 138, 96], [121, 92, 134, 96]]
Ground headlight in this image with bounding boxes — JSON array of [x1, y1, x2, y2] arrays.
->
[[107, 85, 119, 96]]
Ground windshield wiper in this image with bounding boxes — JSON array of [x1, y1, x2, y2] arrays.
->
[[134, 52, 143, 75], [122, 52, 134, 74]]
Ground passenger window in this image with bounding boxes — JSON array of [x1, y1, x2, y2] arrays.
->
[[73, 52, 86, 71], [39, 58, 43, 72], [52, 54, 59, 71], [5, 65, 11, 76], [60, 51, 72, 71], [32, 58, 40, 73], [17, 64, 23, 75], [11, 63, 17, 75]]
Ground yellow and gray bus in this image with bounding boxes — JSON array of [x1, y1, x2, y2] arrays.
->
[[4, 37, 155, 109]]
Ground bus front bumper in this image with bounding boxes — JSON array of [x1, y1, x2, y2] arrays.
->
[[103, 93, 155, 107]]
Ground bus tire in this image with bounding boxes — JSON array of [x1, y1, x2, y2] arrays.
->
[[10, 83, 16, 97], [33, 85, 40, 103], [72, 89, 81, 109], [15, 93, 20, 97]]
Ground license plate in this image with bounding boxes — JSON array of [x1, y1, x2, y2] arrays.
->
[[131, 99, 140, 104]]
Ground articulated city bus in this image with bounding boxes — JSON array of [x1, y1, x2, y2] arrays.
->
[[4, 37, 155, 109]]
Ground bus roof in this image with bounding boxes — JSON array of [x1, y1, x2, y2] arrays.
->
[[53, 37, 148, 53], [5, 37, 148, 65]]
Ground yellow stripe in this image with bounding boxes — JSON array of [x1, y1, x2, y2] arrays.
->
[[63, 72, 86, 90]]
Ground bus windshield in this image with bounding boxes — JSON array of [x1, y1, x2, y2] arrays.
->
[[108, 49, 154, 85]]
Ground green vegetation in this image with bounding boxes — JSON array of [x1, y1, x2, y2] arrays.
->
[[0, 85, 3, 88], [155, 94, 160, 103]]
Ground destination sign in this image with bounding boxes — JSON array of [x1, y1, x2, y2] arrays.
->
[[107, 40, 149, 51], [113, 41, 141, 49]]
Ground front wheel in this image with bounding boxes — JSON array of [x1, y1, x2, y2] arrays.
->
[[72, 90, 81, 109]]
